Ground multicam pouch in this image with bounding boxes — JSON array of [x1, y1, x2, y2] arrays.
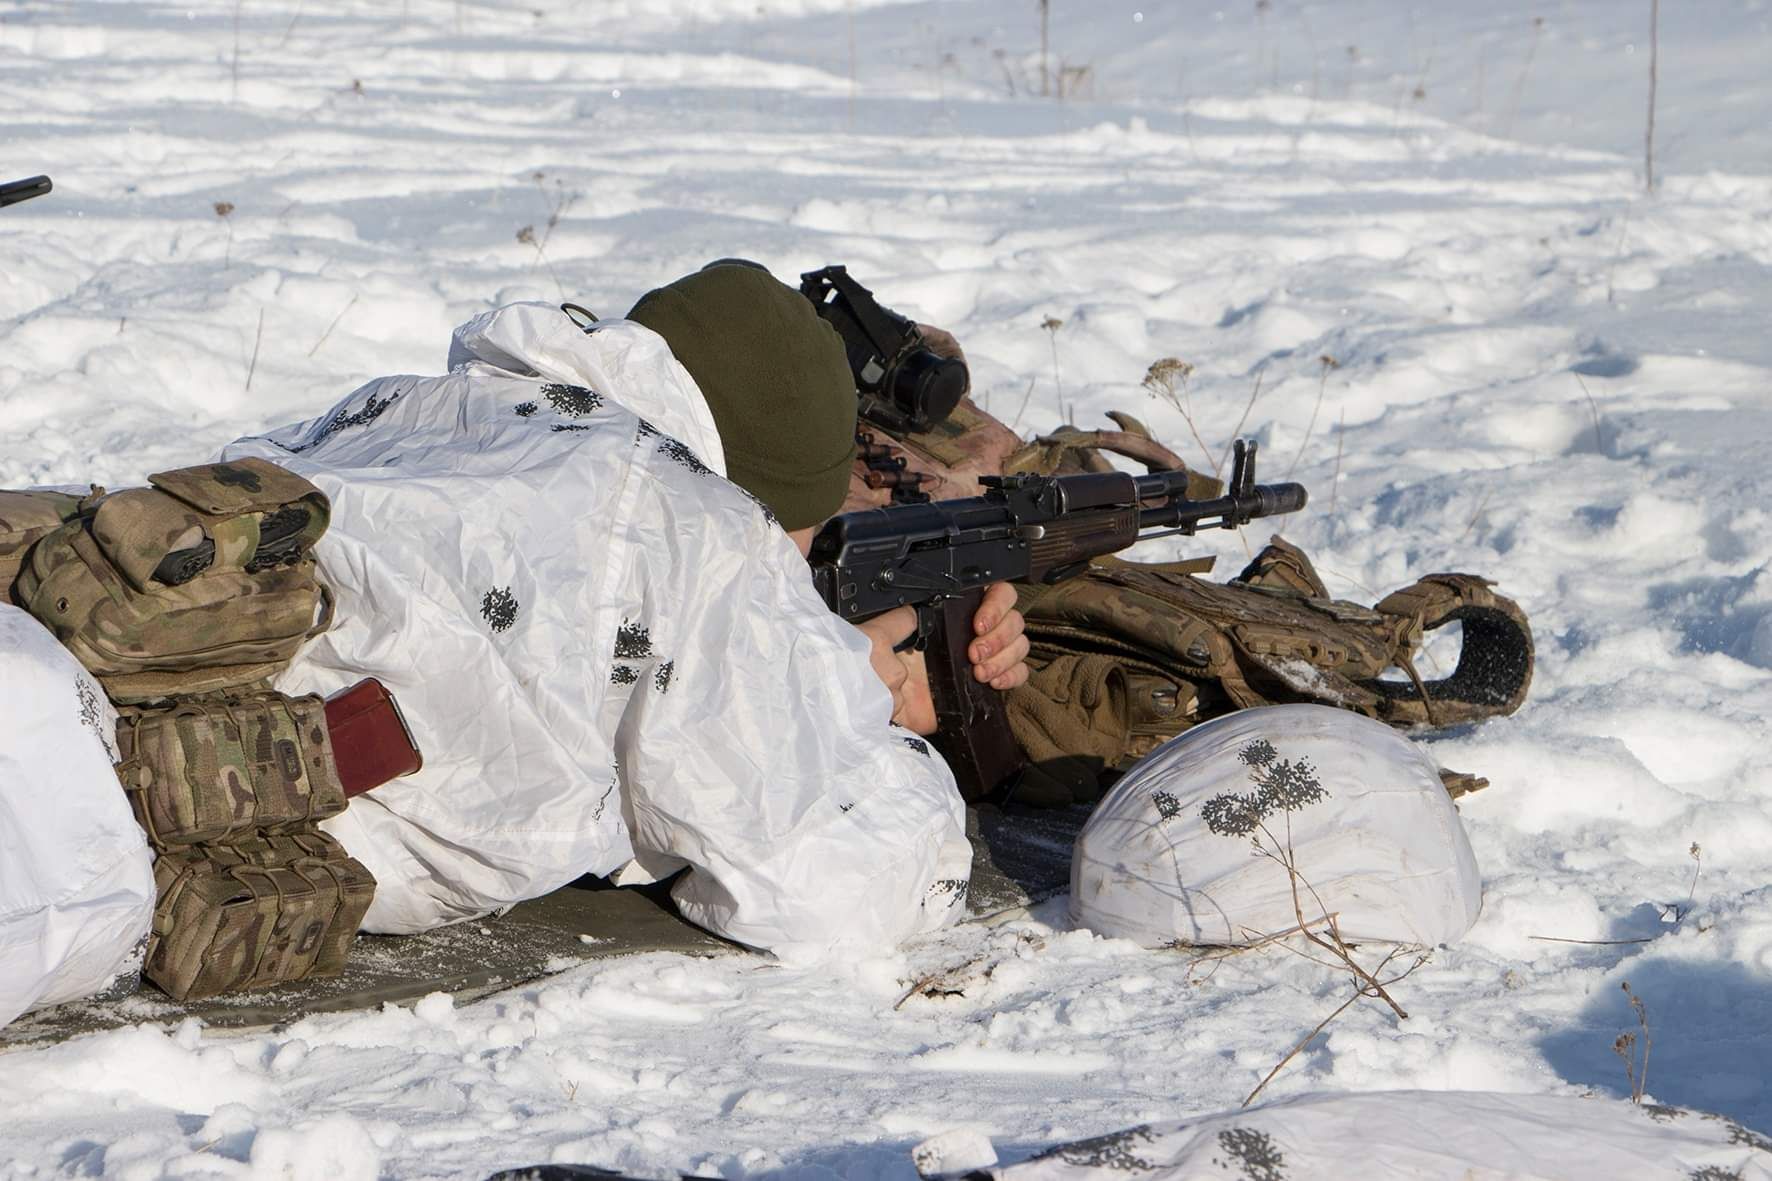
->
[[115, 692, 346, 845], [143, 829, 375, 1001], [13, 457, 332, 703]]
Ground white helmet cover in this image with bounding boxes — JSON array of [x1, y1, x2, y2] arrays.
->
[[1071, 704, 1481, 947]]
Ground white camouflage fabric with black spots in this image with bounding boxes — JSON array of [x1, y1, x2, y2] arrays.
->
[[0, 605, 154, 1027], [954, 1091, 1772, 1181], [222, 303, 970, 956]]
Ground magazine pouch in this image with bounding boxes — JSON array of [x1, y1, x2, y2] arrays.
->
[[143, 829, 375, 1001]]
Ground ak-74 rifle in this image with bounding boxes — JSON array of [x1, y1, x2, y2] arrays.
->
[[810, 438, 1307, 800], [1, 176, 52, 209]]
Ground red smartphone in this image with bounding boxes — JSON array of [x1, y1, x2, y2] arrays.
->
[[324, 678, 423, 798]]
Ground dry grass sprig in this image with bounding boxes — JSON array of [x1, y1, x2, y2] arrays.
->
[[1614, 981, 1651, 1104], [517, 224, 565, 300], [1501, 16, 1544, 139], [1178, 911, 1345, 986], [1038, 0, 1050, 97], [214, 201, 236, 268], [1009, 375, 1038, 433], [1041, 315, 1065, 417], [1056, 63, 1094, 100], [244, 307, 265, 391], [1141, 357, 1215, 473], [1218, 366, 1267, 479], [516, 171, 577, 299], [1190, 743, 1428, 1108], [308, 293, 359, 358], [1645, 0, 1660, 193], [1574, 372, 1605, 453], [1458, 487, 1495, 543], [1286, 354, 1340, 478], [231, 0, 244, 103]]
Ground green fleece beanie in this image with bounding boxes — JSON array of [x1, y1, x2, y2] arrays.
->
[[626, 261, 857, 531]]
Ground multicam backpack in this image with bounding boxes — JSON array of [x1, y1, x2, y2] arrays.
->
[[11, 457, 332, 703], [842, 399, 1534, 805]]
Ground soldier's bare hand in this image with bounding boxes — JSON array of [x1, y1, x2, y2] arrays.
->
[[854, 606, 937, 735], [969, 582, 1030, 691]]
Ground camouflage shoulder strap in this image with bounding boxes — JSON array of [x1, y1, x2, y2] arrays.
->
[[0, 486, 95, 604]]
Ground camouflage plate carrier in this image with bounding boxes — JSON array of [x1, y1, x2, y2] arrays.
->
[[2, 457, 376, 1001], [842, 400, 1533, 806]]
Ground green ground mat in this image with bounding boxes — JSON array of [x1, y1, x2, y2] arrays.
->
[[0, 803, 1086, 1047]]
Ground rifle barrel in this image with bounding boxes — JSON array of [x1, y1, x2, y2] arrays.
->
[[1139, 481, 1307, 531], [0, 175, 51, 208]]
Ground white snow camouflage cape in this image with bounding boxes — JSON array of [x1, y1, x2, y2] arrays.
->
[[222, 303, 971, 955], [0, 605, 154, 1027], [922, 1091, 1772, 1180]]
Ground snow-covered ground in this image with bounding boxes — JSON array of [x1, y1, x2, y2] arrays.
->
[[4, 0, 1772, 1177]]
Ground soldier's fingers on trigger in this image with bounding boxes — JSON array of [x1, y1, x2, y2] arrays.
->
[[975, 582, 1016, 634]]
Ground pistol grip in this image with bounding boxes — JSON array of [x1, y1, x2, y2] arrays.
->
[[924, 592, 1026, 802]]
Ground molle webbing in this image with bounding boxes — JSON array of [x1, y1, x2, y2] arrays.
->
[[115, 692, 347, 846], [1009, 543, 1534, 779], [144, 830, 375, 1001]]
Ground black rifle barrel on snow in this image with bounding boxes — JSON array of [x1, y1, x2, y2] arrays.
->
[[0, 176, 52, 208], [808, 438, 1306, 801]]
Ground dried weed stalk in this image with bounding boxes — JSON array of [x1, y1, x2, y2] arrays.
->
[[1501, 16, 1544, 139], [1218, 367, 1267, 480], [1196, 739, 1426, 1107], [517, 171, 577, 299], [1009, 375, 1039, 433], [1286, 354, 1340, 478], [213, 200, 236, 269], [1141, 356, 1216, 473], [1613, 980, 1652, 1104], [244, 307, 265, 392], [1645, 0, 1660, 193], [1573, 372, 1605, 454], [308, 293, 359, 358], [1041, 315, 1066, 420], [1139, 357, 1270, 485]]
